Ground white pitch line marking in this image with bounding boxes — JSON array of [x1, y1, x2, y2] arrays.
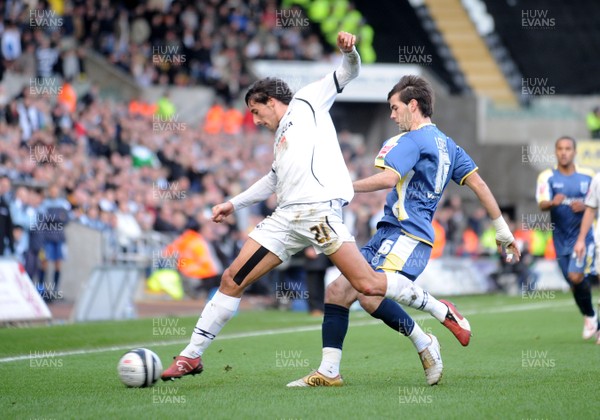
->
[[0, 300, 572, 363]]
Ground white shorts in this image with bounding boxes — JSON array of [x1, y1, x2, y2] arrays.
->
[[249, 200, 355, 262]]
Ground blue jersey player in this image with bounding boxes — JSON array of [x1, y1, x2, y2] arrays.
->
[[537, 136, 598, 340], [288, 75, 520, 388]]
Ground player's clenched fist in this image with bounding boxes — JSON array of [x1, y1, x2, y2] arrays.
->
[[212, 201, 234, 223], [337, 31, 356, 53]]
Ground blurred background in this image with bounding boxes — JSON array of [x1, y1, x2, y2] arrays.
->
[[1, 0, 599, 325]]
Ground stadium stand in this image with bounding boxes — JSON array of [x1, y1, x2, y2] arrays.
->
[[423, 0, 516, 105]]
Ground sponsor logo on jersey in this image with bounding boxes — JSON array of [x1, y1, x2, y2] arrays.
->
[[276, 136, 287, 153], [561, 197, 584, 205], [275, 121, 293, 154], [377, 143, 396, 160]]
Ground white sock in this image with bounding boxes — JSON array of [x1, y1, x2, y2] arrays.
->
[[317, 347, 342, 378], [408, 323, 432, 353], [384, 271, 412, 299], [181, 291, 241, 358], [385, 272, 448, 322], [416, 288, 448, 323]]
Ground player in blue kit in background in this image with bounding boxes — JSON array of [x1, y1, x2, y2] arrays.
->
[[537, 136, 599, 340], [288, 75, 520, 387]]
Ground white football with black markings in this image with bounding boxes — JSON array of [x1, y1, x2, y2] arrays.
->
[[117, 348, 163, 388]]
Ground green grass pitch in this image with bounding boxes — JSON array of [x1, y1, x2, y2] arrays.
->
[[1, 292, 599, 419]]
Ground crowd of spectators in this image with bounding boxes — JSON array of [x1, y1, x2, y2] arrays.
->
[[0, 0, 377, 104], [0, 0, 341, 103], [1, 1, 85, 85]]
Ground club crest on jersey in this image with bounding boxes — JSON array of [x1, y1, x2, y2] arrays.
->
[[580, 182, 589, 194]]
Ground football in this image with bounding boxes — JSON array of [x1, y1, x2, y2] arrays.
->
[[117, 348, 163, 388]]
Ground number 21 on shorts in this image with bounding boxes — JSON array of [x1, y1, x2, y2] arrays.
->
[[310, 223, 331, 244]]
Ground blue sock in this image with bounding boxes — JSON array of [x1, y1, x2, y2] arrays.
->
[[322, 303, 349, 349], [53, 270, 60, 290], [370, 298, 415, 336], [38, 269, 46, 289], [572, 277, 594, 317]]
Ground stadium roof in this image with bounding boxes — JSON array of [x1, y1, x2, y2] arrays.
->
[[482, 0, 600, 94], [356, 0, 600, 95]]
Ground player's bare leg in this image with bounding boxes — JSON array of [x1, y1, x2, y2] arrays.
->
[[326, 242, 387, 296], [162, 238, 281, 381]]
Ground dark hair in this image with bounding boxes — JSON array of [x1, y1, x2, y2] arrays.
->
[[387, 75, 434, 117], [244, 77, 293, 106], [555, 135, 577, 149]]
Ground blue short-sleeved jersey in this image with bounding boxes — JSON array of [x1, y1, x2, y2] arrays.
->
[[536, 167, 595, 256], [375, 124, 478, 245]]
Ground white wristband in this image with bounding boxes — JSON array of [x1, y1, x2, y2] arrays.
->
[[492, 216, 514, 248]]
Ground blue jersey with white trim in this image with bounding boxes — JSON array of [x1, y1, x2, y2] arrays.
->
[[375, 124, 477, 245], [535, 167, 594, 256]]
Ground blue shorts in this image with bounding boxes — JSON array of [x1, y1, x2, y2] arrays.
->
[[44, 241, 64, 262], [557, 241, 595, 283], [360, 224, 431, 281]]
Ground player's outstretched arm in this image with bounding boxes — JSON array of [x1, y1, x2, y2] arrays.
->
[[334, 31, 361, 89], [353, 169, 399, 193], [463, 172, 521, 262], [212, 171, 277, 223], [574, 206, 596, 259], [294, 31, 360, 112]]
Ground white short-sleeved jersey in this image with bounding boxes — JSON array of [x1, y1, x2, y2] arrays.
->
[[584, 173, 600, 208], [272, 71, 354, 208]]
